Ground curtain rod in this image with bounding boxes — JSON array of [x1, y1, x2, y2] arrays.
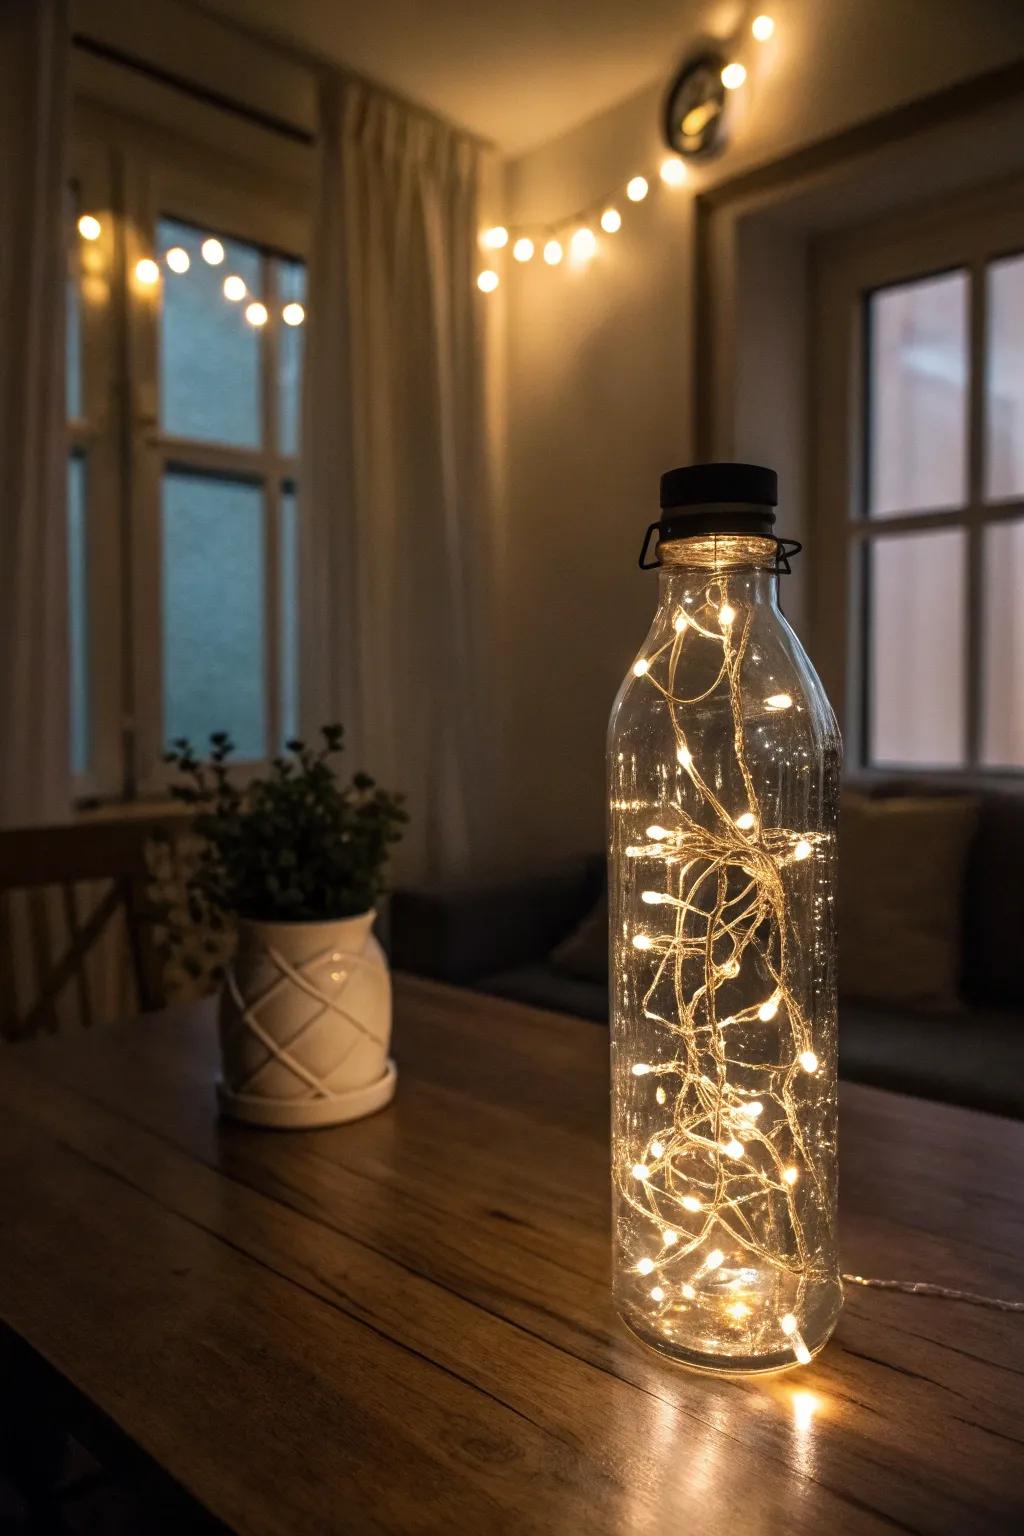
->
[[72, 33, 316, 146]]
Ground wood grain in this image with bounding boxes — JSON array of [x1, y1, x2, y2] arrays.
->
[[0, 975, 1021, 1534]]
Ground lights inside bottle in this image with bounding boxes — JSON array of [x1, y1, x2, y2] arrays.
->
[[134, 258, 160, 286], [201, 237, 225, 265], [480, 225, 509, 250]]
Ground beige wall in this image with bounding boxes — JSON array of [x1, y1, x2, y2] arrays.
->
[[496, 0, 1024, 869]]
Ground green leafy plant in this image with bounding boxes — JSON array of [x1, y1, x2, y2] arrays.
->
[[164, 725, 408, 923]]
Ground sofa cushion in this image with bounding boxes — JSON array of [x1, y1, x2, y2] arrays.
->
[[839, 1000, 1024, 1118], [839, 792, 978, 1012]]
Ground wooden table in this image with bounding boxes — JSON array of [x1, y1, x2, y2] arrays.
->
[[0, 976, 1021, 1534]]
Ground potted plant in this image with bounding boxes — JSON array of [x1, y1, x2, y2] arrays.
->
[[165, 726, 407, 1128]]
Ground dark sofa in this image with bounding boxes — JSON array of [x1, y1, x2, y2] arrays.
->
[[392, 780, 1024, 1119]]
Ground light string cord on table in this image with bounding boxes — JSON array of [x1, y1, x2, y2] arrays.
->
[[841, 1274, 1024, 1314]]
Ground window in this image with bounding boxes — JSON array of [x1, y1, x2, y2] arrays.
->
[[813, 183, 1024, 774], [67, 134, 308, 800]]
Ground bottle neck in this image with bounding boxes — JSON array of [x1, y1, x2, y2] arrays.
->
[[655, 533, 780, 612]]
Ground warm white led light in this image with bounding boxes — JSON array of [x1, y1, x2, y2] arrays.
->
[[645, 825, 670, 840], [719, 603, 736, 625], [758, 997, 779, 1022], [631, 1062, 652, 1076], [641, 891, 666, 905], [752, 15, 775, 41], [165, 246, 190, 274], [781, 1313, 797, 1335], [673, 613, 687, 632], [737, 1100, 763, 1119], [134, 258, 160, 287], [245, 301, 269, 327], [728, 1301, 751, 1320], [794, 839, 813, 861], [282, 302, 305, 326], [705, 1249, 725, 1271], [480, 225, 509, 250], [682, 1283, 696, 1300], [722, 1139, 745, 1160], [721, 62, 748, 90], [655, 1086, 666, 1105], [681, 1195, 702, 1213], [637, 1256, 655, 1275], [223, 275, 247, 302], [650, 1139, 665, 1158], [650, 1286, 666, 1302], [633, 658, 649, 676], [735, 811, 756, 830], [766, 693, 793, 710], [543, 239, 564, 266], [663, 1229, 679, 1245], [77, 214, 101, 240], [201, 237, 225, 265], [477, 269, 500, 293], [632, 1163, 649, 1181], [512, 237, 534, 262], [659, 156, 687, 187], [676, 746, 693, 769], [783, 1166, 800, 1185], [626, 176, 649, 202], [632, 934, 653, 951], [720, 957, 740, 978], [799, 1050, 819, 1074], [600, 207, 622, 234], [570, 227, 597, 262]]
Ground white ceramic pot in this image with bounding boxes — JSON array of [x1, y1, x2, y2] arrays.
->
[[216, 910, 396, 1129]]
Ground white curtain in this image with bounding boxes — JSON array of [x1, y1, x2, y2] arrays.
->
[[0, 0, 70, 827], [300, 75, 495, 882]]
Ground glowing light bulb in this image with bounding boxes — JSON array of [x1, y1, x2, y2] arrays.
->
[[676, 745, 693, 769], [245, 301, 268, 327], [752, 15, 775, 42], [682, 1283, 696, 1300], [645, 825, 670, 841], [637, 1256, 655, 1275], [723, 1139, 744, 1160], [799, 1050, 819, 1074], [663, 1229, 679, 1245], [705, 1249, 725, 1272], [570, 226, 597, 262], [781, 1313, 797, 1335], [728, 1301, 751, 1320], [793, 1390, 818, 1429], [282, 302, 305, 326], [794, 1339, 812, 1365], [223, 275, 247, 301], [201, 237, 225, 265], [794, 839, 812, 861], [655, 1086, 666, 1105], [758, 997, 779, 1022], [783, 1166, 800, 1185], [632, 934, 653, 951], [77, 214, 101, 240], [719, 603, 736, 625], [165, 246, 190, 274], [650, 1286, 665, 1302], [642, 891, 666, 906], [673, 612, 687, 632], [626, 176, 649, 202], [631, 1163, 649, 1181], [480, 225, 508, 250], [543, 239, 563, 266], [650, 1139, 665, 1158], [134, 258, 160, 286], [720, 957, 740, 978], [659, 156, 686, 187], [682, 1195, 702, 1213], [735, 811, 756, 830], [477, 269, 499, 293], [631, 1062, 652, 1076], [766, 693, 793, 710], [512, 237, 534, 262], [632, 658, 649, 676], [737, 1100, 763, 1119], [721, 62, 747, 90], [600, 207, 621, 234]]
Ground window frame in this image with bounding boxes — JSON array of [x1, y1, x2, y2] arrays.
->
[[811, 174, 1024, 778], [69, 113, 309, 800]]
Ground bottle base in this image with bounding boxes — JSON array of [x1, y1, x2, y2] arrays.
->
[[617, 1309, 838, 1376]]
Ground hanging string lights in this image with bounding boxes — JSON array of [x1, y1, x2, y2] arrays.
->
[[474, 13, 776, 293], [76, 218, 305, 328]]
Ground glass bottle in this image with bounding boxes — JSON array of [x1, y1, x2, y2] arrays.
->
[[608, 463, 842, 1373]]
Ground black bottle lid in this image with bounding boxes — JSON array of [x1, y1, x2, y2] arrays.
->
[[658, 462, 777, 539]]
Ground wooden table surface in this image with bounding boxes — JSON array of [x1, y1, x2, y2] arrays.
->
[[0, 975, 1022, 1534]]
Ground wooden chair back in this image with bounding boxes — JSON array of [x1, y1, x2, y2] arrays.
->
[[0, 814, 186, 1041]]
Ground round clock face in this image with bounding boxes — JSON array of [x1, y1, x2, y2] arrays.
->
[[664, 53, 728, 159]]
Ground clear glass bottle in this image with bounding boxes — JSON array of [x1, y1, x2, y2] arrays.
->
[[608, 463, 842, 1373]]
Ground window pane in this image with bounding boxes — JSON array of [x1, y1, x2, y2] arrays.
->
[[158, 218, 262, 448], [278, 260, 306, 456], [68, 455, 89, 776], [162, 471, 265, 757], [67, 269, 82, 420], [280, 486, 298, 745], [868, 272, 968, 517], [986, 253, 1024, 501], [981, 520, 1024, 767], [868, 529, 966, 766]]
